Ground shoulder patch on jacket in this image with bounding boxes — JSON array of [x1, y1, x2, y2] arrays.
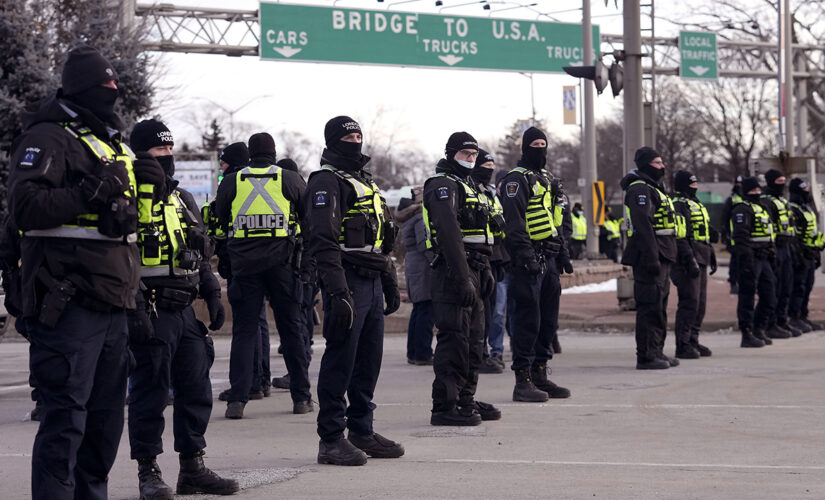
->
[[637, 194, 647, 206], [313, 191, 328, 207], [436, 186, 450, 200], [18, 147, 42, 169], [735, 212, 744, 224], [505, 182, 519, 198]]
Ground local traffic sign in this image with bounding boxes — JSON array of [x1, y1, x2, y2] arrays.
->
[[260, 2, 599, 73], [679, 31, 718, 80]]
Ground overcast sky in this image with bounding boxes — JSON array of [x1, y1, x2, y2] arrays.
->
[[148, 0, 764, 161]]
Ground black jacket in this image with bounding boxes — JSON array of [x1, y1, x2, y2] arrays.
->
[[305, 161, 391, 295], [730, 198, 773, 255], [620, 169, 678, 267], [214, 156, 306, 277], [8, 94, 140, 315]]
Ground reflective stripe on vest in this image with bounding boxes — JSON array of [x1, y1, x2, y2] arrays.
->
[[764, 195, 795, 237], [674, 196, 710, 243], [481, 185, 505, 241], [790, 202, 824, 249], [730, 200, 774, 246], [624, 180, 677, 237], [321, 165, 386, 253], [571, 213, 587, 241], [423, 172, 494, 249], [230, 166, 295, 239], [138, 187, 197, 278], [603, 218, 622, 240], [22, 122, 137, 242], [511, 166, 558, 241]]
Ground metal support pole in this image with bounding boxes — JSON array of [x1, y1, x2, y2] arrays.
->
[[783, 0, 794, 155], [623, 0, 644, 174], [798, 60, 808, 155], [582, 0, 598, 257], [119, 0, 136, 31]]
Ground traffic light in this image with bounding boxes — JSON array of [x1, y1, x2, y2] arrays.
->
[[563, 61, 624, 98], [563, 61, 609, 94]]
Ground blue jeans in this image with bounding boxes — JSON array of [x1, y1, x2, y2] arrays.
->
[[485, 280, 507, 356]]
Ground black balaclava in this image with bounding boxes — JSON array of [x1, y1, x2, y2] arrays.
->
[[248, 132, 277, 165], [674, 170, 698, 198], [764, 168, 786, 197], [634, 146, 664, 182], [61, 45, 121, 128], [130, 119, 175, 176], [323, 115, 368, 171], [741, 176, 761, 202], [276, 158, 298, 172], [444, 131, 479, 176], [789, 177, 811, 204], [520, 126, 547, 170], [220, 142, 249, 171], [471, 148, 494, 185]]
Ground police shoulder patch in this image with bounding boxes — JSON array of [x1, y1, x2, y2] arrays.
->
[[314, 191, 328, 207], [18, 146, 42, 169], [505, 182, 519, 198], [637, 194, 647, 206], [436, 186, 450, 200], [735, 212, 744, 223]]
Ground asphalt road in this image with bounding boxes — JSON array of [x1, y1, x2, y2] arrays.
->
[[1, 328, 824, 499]]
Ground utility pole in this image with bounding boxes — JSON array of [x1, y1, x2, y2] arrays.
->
[[782, 0, 794, 156], [623, 0, 644, 174], [581, 0, 598, 257]]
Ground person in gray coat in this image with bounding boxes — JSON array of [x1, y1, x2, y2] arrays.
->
[[399, 187, 435, 364]]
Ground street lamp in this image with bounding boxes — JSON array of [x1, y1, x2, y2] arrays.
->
[[382, 0, 425, 8], [483, 1, 537, 15], [204, 95, 273, 142], [437, 0, 486, 12]]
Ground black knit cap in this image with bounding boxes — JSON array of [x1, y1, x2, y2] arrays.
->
[[324, 116, 362, 147], [789, 177, 808, 194], [445, 131, 478, 156], [573, 202, 583, 211], [248, 132, 276, 157], [475, 148, 494, 167], [61, 45, 118, 96], [521, 126, 547, 153], [634, 146, 661, 169], [741, 176, 761, 194], [764, 168, 786, 187], [276, 158, 298, 172], [674, 170, 697, 193], [220, 142, 249, 167], [129, 119, 173, 152]]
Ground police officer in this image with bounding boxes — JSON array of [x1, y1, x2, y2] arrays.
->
[[788, 178, 824, 332], [620, 147, 679, 370], [500, 126, 570, 400], [602, 207, 622, 263], [215, 132, 311, 418], [761, 169, 802, 338], [570, 202, 587, 259], [125, 119, 236, 499], [424, 135, 501, 425], [721, 176, 744, 294], [730, 176, 776, 348], [671, 170, 716, 359], [307, 116, 403, 466], [473, 149, 509, 374], [8, 45, 141, 500]]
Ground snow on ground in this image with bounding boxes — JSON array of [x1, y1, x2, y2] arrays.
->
[[563, 278, 617, 294]]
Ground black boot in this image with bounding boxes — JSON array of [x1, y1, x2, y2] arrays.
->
[[740, 328, 765, 348], [464, 400, 502, 421], [753, 325, 772, 345], [695, 344, 713, 357], [318, 437, 368, 465], [803, 318, 823, 331], [765, 325, 790, 339], [271, 373, 290, 389], [176, 451, 239, 495], [513, 369, 550, 402], [778, 322, 802, 337], [789, 317, 812, 333], [530, 365, 571, 398], [636, 358, 670, 370], [137, 457, 174, 500], [675, 344, 701, 359], [347, 432, 405, 458]]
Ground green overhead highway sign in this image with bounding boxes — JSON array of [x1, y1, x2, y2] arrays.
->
[[259, 2, 599, 73], [679, 31, 718, 80]]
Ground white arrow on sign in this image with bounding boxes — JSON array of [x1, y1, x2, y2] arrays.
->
[[438, 55, 464, 66], [273, 46, 302, 58], [689, 66, 710, 76]]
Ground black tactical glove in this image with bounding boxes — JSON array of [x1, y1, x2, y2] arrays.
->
[[522, 258, 541, 275], [127, 306, 154, 344], [479, 267, 495, 299], [133, 152, 167, 203], [382, 283, 400, 316], [563, 261, 574, 274], [204, 292, 225, 331], [458, 278, 476, 308], [709, 252, 718, 275], [80, 159, 130, 206], [327, 291, 355, 340], [687, 257, 700, 278]]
